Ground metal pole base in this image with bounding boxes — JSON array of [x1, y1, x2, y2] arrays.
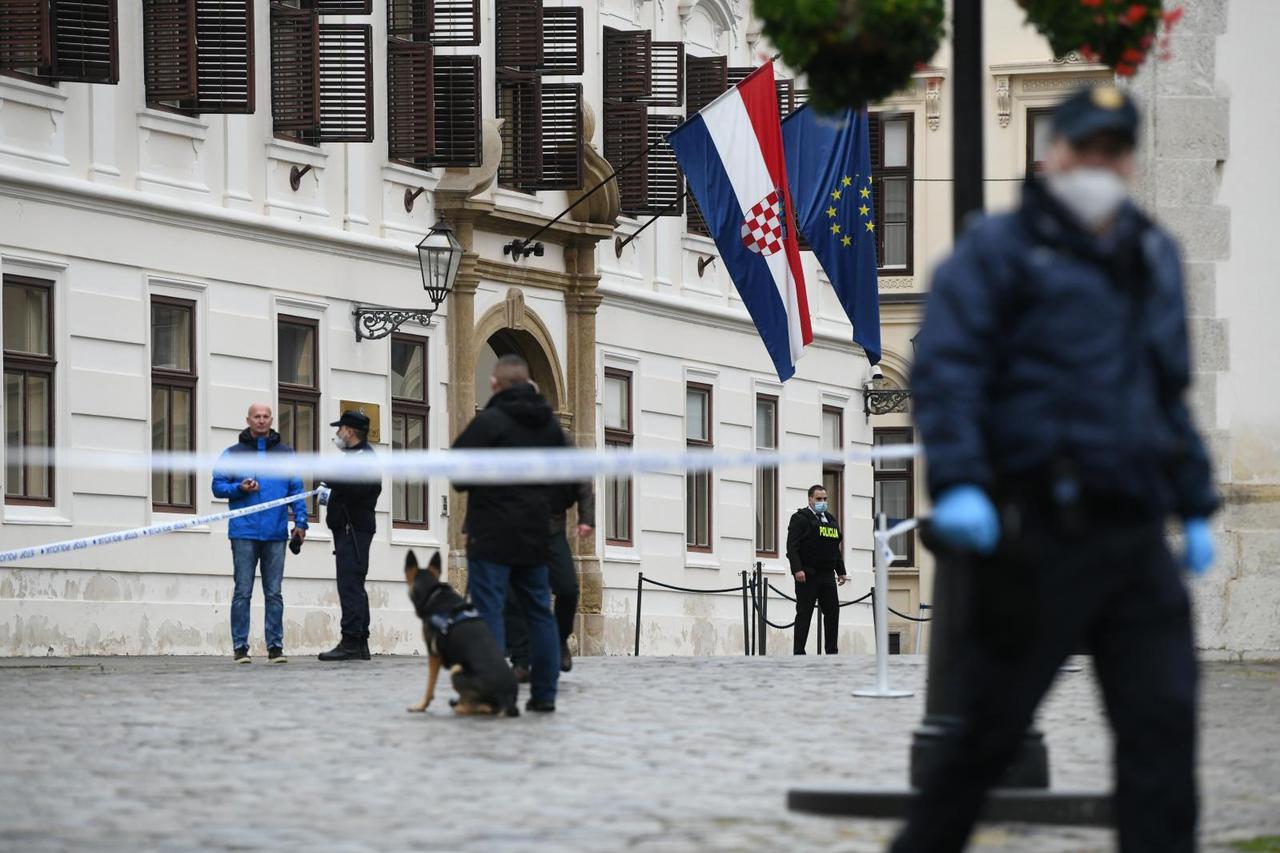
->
[[851, 688, 914, 698], [786, 786, 1114, 826]]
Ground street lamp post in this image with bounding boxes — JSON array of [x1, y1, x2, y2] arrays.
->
[[352, 218, 464, 341]]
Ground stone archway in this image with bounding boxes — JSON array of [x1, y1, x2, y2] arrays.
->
[[471, 295, 569, 424]]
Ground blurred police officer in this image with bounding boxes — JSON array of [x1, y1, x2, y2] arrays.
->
[[318, 410, 383, 662], [786, 484, 848, 654], [892, 86, 1217, 853]]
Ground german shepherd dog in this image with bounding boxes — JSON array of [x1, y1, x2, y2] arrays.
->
[[404, 551, 519, 717]]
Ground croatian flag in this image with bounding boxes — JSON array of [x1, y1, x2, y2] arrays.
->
[[667, 63, 813, 381]]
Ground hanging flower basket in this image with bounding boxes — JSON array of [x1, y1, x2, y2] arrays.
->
[[755, 0, 946, 113], [1017, 0, 1184, 77]]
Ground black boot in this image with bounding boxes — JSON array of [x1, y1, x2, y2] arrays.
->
[[318, 638, 368, 661]]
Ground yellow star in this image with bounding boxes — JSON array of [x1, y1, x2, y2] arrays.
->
[[841, 176, 852, 187], [826, 206, 837, 218], [868, 176, 874, 184], [865, 221, 875, 233], [859, 204, 869, 217], [830, 189, 842, 201], [841, 235, 852, 247], [859, 187, 870, 199], [830, 223, 841, 235]]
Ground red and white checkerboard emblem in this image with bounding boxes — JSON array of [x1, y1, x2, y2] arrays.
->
[[740, 190, 787, 256]]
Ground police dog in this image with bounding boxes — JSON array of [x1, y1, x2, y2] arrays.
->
[[404, 551, 519, 717]]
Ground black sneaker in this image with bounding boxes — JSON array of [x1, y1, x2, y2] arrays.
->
[[268, 647, 287, 664], [559, 641, 573, 673], [525, 698, 556, 713], [318, 639, 370, 661], [233, 647, 251, 664]]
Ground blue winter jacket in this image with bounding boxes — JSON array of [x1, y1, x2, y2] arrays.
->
[[911, 179, 1218, 520], [211, 429, 309, 541]]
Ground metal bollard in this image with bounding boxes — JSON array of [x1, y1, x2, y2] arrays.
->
[[762, 576, 770, 657], [634, 572, 643, 657], [741, 569, 750, 657], [852, 514, 913, 698]]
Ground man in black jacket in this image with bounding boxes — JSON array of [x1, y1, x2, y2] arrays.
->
[[786, 484, 848, 654], [452, 355, 567, 712], [318, 410, 383, 662]]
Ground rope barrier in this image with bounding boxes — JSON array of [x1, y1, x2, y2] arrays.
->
[[638, 576, 746, 595], [887, 605, 932, 623]]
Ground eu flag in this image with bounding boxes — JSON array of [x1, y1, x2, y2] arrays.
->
[[782, 107, 882, 365]]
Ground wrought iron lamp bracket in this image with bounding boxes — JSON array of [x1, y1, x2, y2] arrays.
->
[[863, 389, 913, 421], [351, 305, 438, 342]]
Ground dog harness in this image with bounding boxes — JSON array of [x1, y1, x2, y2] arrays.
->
[[428, 604, 482, 637]]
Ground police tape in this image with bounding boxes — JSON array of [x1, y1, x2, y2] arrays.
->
[[0, 489, 321, 565], [4, 443, 920, 485]]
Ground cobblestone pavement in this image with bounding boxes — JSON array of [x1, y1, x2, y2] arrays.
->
[[2, 654, 1278, 852]]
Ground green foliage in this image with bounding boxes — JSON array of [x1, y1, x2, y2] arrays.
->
[[755, 0, 945, 113], [1017, 0, 1180, 77], [1232, 838, 1280, 853]]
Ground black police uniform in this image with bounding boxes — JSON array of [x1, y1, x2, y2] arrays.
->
[[785, 506, 846, 654], [892, 88, 1217, 853], [318, 412, 382, 661]]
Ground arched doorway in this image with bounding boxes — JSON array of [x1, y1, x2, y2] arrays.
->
[[471, 296, 567, 420]]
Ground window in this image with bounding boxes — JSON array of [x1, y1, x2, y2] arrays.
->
[[141, 0, 253, 114], [821, 406, 843, 527], [889, 631, 902, 655], [270, 0, 373, 144], [387, 0, 483, 169], [3, 277, 54, 504], [603, 27, 685, 216], [603, 368, 632, 546], [151, 297, 196, 511], [1026, 107, 1054, 174], [870, 112, 914, 273], [390, 334, 428, 528], [755, 395, 778, 556], [277, 316, 319, 519], [0, 0, 119, 84], [685, 383, 712, 551], [873, 428, 915, 566], [495, 0, 584, 190]]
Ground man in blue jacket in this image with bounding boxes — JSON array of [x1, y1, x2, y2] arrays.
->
[[212, 403, 309, 664], [892, 86, 1217, 853]]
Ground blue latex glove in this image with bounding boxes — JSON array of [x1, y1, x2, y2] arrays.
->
[[931, 485, 1000, 555], [1183, 518, 1214, 575]]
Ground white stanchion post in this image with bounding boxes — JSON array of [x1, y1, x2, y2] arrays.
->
[[853, 513, 913, 699]]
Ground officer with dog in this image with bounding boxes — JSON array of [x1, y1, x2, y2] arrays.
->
[[786, 484, 848, 654], [891, 86, 1217, 853], [317, 410, 383, 662]]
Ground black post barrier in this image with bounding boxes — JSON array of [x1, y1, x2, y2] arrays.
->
[[816, 599, 823, 656], [741, 569, 750, 657], [750, 572, 757, 655], [753, 564, 762, 655], [868, 587, 877, 642], [634, 571, 643, 657], [761, 577, 770, 656]]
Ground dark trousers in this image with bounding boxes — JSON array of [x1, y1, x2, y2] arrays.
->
[[334, 528, 374, 641], [506, 530, 579, 667], [890, 514, 1198, 853], [793, 572, 839, 654]]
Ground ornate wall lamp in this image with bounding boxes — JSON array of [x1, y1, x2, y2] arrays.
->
[[352, 218, 463, 342]]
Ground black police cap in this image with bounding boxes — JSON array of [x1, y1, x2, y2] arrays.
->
[[330, 410, 371, 431], [1051, 84, 1140, 147]]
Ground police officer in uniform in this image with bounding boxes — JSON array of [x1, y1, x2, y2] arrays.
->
[[318, 410, 383, 662], [891, 86, 1217, 853], [786, 484, 848, 654]]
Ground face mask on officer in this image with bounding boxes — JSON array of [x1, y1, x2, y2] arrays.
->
[[814, 500, 829, 515], [1043, 132, 1136, 233]]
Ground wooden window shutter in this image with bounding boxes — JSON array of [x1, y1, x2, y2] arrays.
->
[[0, 0, 51, 71], [270, 3, 318, 132], [50, 0, 119, 83], [603, 98, 647, 212], [794, 88, 809, 109], [387, 0, 430, 42], [541, 7, 581, 76], [314, 0, 371, 14], [424, 54, 481, 166], [429, 0, 478, 46], [642, 41, 683, 107], [602, 27, 650, 101], [142, 0, 196, 101], [687, 195, 709, 237], [868, 113, 885, 262], [526, 82, 582, 190], [726, 65, 753, 88], [636, 113, 683, 216], [495, 0, 541, 70], [191, 0, 255, 113], [387, 39, 433, 161], [684, 54, 726, 116], [317, 23, 373, 142], [776, 77, 795, 116], [496, 69, 541, 185]]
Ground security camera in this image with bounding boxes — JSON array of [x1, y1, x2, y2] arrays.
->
[[863, 364, 884, 392], [870, 365, 884, 381]]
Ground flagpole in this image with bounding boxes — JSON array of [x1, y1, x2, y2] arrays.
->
[[613, 191, 691, 256]]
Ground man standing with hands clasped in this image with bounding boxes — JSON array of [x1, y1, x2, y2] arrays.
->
[[786, 484, 848, 655]]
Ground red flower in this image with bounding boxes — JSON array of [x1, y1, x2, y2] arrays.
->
[[1116, 62, 1136, 76], [1122, 48, 1145, 63], [1163, 6, 1185, 26], [1125, 4, 1150, 24], [1140, 34, 1155, 49]]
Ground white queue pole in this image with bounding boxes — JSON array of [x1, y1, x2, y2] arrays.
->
[[853, 513, 914, 699]]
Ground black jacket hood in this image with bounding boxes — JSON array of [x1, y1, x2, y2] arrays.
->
[[237, 428, 282, 448], [487, 382, 554, 429]]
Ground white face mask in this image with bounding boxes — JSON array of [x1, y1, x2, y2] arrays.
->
[[332, 435, 349, 450], [1045, 167, 1130, 232]]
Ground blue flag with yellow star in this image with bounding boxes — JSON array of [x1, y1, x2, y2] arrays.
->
[[782, 106, 881, 364]]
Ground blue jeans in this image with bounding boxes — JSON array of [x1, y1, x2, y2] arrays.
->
[[230, 539, 286, 650], [467, 558, 560, 704]]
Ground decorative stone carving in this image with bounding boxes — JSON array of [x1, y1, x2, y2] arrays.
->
[[925, 77, 943, 132], [995, 75, 1011, 128], [504, 287, 526, 331], [678, 0, 739, 47], [878, 277, 915, 290], [567, 101, 622, 227], [1054, 51, 1085, 64]]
